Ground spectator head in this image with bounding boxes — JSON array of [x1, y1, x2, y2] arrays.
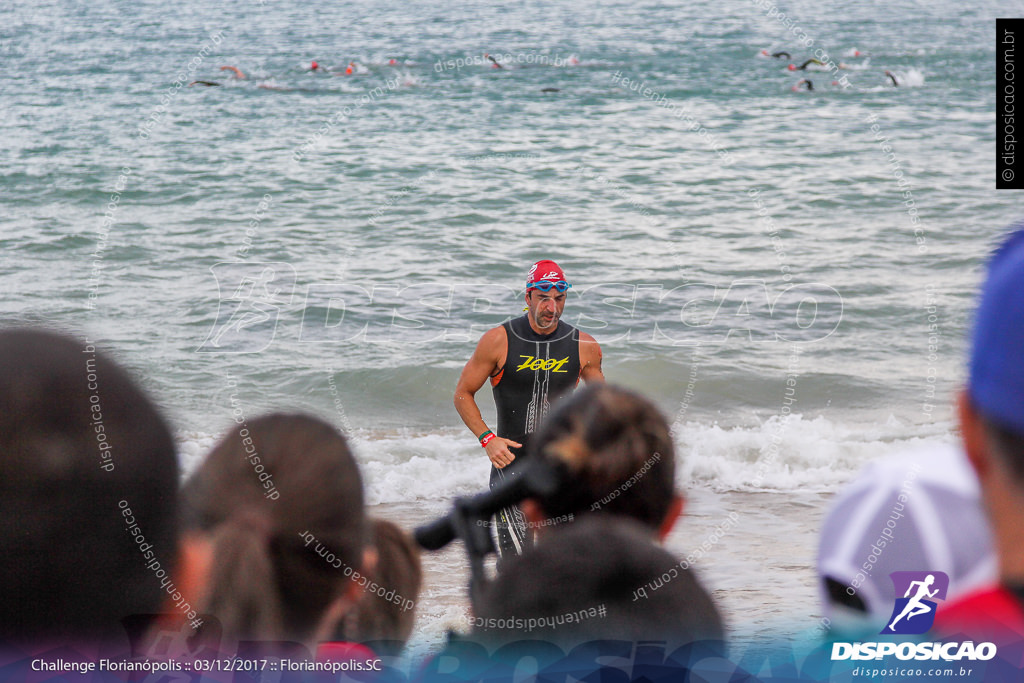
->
[[335, 518, 422, 655], [473, 515, 724, 648], [523, 384, 681, 539], [816, 444, 995, 635], [181, 413, 365, 646], [0, 329, 178, 645], [960, 229, 1024, 567]]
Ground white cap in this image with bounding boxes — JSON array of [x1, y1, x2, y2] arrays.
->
[[817, 443, 996, 631]]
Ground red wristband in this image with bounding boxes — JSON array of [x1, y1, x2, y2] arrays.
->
[[480, 432, 497, 447]]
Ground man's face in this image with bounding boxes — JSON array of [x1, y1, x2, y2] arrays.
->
[[526, 287, 567, 331]]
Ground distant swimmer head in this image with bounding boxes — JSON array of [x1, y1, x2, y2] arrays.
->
[[761, 49, 769, 56], [791, 78, 813, 92], [788, 63, 797, 71], [311, 60, 319, 70], [345, 61, 355, 75], [389, 58, 397, 65]]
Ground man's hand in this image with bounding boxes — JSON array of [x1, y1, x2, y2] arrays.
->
[[485, 436, 522, 468]]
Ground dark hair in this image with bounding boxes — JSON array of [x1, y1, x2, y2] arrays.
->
[[182, 413, 365, 644], [0, 329, 178, 643], [529, 384, 676, 531], [473, 516, 724, 647], [337, 518, 422, 655]]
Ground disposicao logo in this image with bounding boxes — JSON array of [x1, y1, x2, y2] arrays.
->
[[831, 570, 997, 664], [882, 571, 948, 635]]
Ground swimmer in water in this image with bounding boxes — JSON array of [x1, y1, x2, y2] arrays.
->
[[788, 58, 823, 71], [220, 65, 246, 79], [345, 61, 356, 75], [761, 50, 791, 59], [311, 61, 320, 71], [791, 78, 813, 91], [885, 70, 899, 87], [188, 80, 221, 87], [485, 53, 503, 69]]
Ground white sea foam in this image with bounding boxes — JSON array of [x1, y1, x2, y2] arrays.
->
[[677, 413, 955, 492], [176, 430, 221, 480], [887, 67, 926, 87], [356, 433, 491, 505], [839, 58, 871, 71], [176, 417, 955, 497], [395, 69, 420, 87]]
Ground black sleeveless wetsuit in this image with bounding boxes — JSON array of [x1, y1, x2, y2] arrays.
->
[[489, 314, 581, 557]]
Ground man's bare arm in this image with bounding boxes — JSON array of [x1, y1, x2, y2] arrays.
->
[[579, 331, 605, 384], [454, 327, 521, 468]]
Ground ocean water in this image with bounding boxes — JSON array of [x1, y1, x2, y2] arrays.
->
[[0, 0, 1015, 651]]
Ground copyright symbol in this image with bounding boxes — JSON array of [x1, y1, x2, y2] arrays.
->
[[1003, 168, 1015, 182]]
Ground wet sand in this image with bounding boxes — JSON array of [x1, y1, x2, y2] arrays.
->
[[371, 486, 832, 661]]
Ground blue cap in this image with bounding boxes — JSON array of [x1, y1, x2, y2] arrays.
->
[[969, 227, 1024, 434]]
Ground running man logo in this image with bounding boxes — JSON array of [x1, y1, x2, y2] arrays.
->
[[516, 355, 570, 372], [882, 571, 949, 635]]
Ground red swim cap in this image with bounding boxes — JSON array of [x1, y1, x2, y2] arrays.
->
[[312, 60, 318, 70], [527, 260, 567, 288], [788, 64, 796, 71]]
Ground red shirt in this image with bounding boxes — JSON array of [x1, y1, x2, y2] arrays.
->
[[935, 585, 1024, 665]]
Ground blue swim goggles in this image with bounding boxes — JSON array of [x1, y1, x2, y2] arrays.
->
[[527, 280, 572, 293]]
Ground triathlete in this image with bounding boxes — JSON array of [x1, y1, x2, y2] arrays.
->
[[453, 260, 604, 559]]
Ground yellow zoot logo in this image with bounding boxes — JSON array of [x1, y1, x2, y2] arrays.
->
[[516, 355, 570, 373]]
